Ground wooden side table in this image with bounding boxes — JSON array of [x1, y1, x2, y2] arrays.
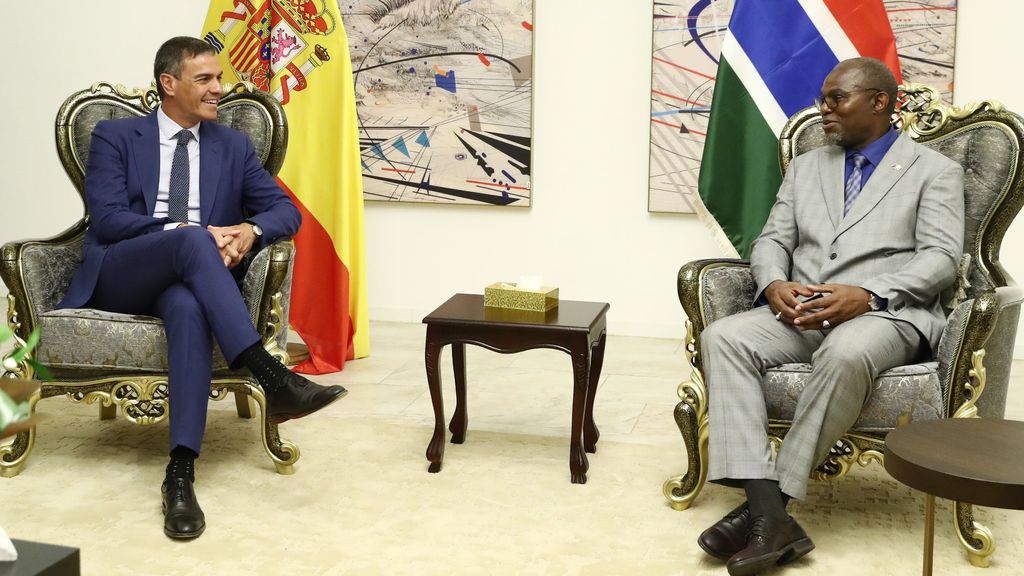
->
[[422, 293, 609, 484], [884, 418, 1024, 575]]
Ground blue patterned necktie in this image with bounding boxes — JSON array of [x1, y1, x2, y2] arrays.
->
[[843, 152, 867, 216], [167, 129, 194, 224]]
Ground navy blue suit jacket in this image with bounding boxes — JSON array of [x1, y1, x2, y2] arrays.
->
[[59, 110, 301, 309]]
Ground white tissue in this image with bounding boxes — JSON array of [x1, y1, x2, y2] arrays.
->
[[517, 275, 543, 291], [0, 526, 16, 561]]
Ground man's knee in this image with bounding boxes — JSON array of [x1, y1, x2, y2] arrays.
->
[[175, 225, 218, 256]]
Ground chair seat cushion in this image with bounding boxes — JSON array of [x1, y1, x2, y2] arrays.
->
[[763, 362, 943, 435], [36, 308, 228, 372]]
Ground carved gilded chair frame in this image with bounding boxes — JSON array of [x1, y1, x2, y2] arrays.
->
[[663, 84, 1024, 567], [1, 82, 298, 478]]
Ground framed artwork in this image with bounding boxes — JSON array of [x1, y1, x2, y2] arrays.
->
[[648, 0, 958, 214], [344, 0, 534, 206]]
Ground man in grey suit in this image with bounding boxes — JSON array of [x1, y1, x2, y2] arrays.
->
[[695, 58, 965, 576]]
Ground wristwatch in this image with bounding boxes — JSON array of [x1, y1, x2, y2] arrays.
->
[[245, 220, 263, 239], [867, 292, 883, 311]]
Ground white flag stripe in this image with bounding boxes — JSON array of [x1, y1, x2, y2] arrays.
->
[[797, 0, 861, 61], [721, 32, 789, 138]]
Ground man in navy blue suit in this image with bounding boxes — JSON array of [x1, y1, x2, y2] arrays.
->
[[58, 36, 347, 540]]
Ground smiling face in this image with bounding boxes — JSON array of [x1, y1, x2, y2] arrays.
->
[[159, 53, 224, 128], [818, 62, 891, 149]]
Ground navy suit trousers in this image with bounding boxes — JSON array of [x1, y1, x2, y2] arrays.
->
[[89, 226, 261, 454]]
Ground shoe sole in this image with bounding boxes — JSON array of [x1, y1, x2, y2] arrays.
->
[[270, 387, 348, 425], [727, 537, 815, 576]]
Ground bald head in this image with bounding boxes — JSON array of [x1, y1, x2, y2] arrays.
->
[[833, 57, 898, 115]]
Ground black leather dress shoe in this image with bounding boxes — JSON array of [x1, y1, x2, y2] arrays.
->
[[267, 373, 347, 424], [726, 515, 814, 576], [698, 502, 751, 560], [162, 477, 206, 539]]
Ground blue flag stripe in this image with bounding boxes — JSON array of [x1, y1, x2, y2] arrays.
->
[[729, 0, 839, 117]]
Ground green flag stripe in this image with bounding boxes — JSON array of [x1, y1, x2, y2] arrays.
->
[[698, 57, 783, 259]]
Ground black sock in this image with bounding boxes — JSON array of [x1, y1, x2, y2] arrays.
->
[[744, 479, 788, 525], [166, 446, 198, 482], [234, 342, 293, 393]]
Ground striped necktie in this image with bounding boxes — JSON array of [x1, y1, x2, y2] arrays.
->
[[167, 129, 194, 224], [843, 152, 867, 216]]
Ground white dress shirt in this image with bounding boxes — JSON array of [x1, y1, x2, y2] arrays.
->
[[154, 106, 201, 230]]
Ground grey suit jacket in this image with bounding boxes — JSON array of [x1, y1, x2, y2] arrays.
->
[[750, 133, 965, 352]]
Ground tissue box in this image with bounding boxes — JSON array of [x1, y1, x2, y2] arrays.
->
[[484, 282, 559, 312]]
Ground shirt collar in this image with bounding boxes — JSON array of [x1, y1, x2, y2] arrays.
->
[[846, 126, 898, 167], [157, 106, 201, 143]]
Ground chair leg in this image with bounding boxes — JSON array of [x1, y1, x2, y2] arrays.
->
[[249, 386, 300, 474], [663, 374, 710, 510], [98, 403, 116, 420], [0, 393, 40, 478], [953, 500, 995, 567], [233, 391, 256, 419]]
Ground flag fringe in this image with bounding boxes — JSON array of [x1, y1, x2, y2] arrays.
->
[[692, 191, 741, 259]]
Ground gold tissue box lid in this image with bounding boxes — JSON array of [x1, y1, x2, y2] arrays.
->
[[483, 282, 559, 312]]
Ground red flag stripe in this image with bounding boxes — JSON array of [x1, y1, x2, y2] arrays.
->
[[823, 0, 903, 83], [277, 178, 355, 374]]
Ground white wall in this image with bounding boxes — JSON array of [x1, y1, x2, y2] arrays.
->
[[2, 1, 1022, 350]]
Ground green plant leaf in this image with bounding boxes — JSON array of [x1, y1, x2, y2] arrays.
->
[[0, 324, 12, 342], [9, 328, 40, 363], [26, 359, 51, 382]]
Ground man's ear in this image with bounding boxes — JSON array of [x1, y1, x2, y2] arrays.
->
[[159, 73, 176, 98], [873, 91, 890, 115]]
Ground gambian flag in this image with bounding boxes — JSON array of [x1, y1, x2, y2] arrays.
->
[[202, 1, 368, 373], [697, 0, 902, 258]]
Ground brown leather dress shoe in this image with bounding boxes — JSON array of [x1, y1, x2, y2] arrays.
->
[[267, 373, 347, 424], [726, 515, 814, 576], [162, 477, 206, 539], [698, 502, 751, 560]]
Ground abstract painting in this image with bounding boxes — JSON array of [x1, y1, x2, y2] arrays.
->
[[343, 0, 534, 206], [649, 0, 958, 213]]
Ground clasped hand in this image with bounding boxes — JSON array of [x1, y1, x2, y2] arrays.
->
[[765, 281, 872, 331], [206, 223, 257, 268]]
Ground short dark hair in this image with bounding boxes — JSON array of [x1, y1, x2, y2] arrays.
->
[[847, 57, 899, 116], [154, 36, 217, 98]]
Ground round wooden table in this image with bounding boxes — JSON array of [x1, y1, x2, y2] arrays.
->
[[885, 418, 1024, 575]]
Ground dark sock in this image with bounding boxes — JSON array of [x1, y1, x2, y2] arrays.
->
[[166, 446, 198, 482], [744, 479, 788, 525], [234, 342, 294, 393]]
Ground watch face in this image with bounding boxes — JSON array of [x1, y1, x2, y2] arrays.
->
[[252, 223, 263, 237]]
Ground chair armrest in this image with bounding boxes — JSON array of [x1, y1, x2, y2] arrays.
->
[[241, 239, 295, 351], [678, 258, 754, 338], [937, 285, 1023, 420], [1, 220, 88, 337]]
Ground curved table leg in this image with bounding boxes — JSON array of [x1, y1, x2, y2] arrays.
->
[[569, 346, 591, 484], [450, 342, 468, 444], [425, 332, 446, 473], [584, 331, 606, 454]]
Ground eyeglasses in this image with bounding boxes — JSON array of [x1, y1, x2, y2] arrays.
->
[[814, 89, 883, 110]]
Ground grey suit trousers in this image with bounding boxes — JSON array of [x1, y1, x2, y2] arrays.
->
[[702, 305, 924, 500]]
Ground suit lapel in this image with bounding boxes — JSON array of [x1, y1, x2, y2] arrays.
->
[[198, 122, 221, 227], [835, 134, 919, 236], [135, 112, 161, 216], [818, 146, 845, 230]]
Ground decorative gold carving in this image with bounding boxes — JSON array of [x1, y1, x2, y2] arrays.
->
[[88, 81, 160, 112], [2, 294, 32, 379], [954, 501, 995, 567], [810, 436, 884, 481], [897, 83, 1004, 139], [0, 390, 39, 477], [953, 350, 987, 419], [262, 292, 290, 365], [663, 319, 710, 511], [70, 378, 169, 425], [210, 380, 300, 474]]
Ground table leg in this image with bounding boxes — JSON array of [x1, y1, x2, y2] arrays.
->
[[923, 493, 935, 576], [568, 346, 591, 484], [584, 331, 606, 454], [450, 342, 468, 444], [424, 335, 445, 473]]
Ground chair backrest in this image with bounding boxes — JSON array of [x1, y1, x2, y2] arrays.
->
[[55, 81, 288, 206], [778, 84, 1024, 302]]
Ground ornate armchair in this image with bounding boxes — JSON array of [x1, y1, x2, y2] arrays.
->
[[663, 84, 1024, 567], [1, 82, 301, 477]]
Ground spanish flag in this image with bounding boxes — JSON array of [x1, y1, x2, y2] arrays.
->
[[201, 0, 368, 373]]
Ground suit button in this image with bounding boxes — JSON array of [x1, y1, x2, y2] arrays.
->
[[830, 253, 837, 260]]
